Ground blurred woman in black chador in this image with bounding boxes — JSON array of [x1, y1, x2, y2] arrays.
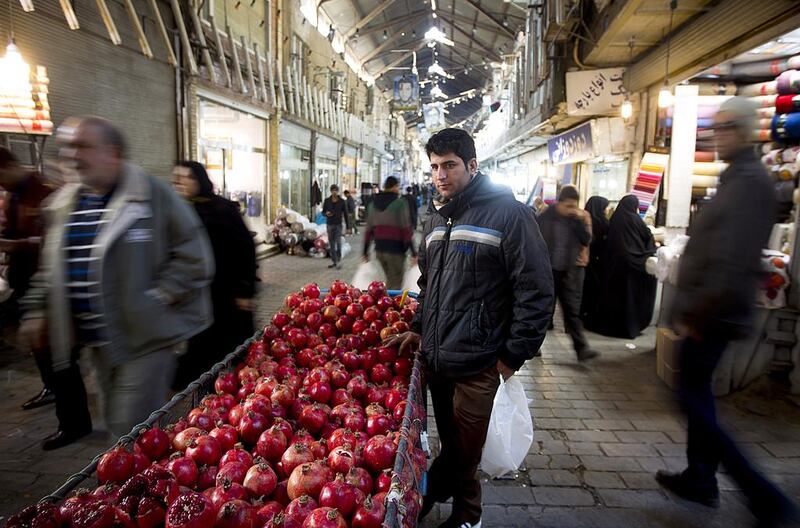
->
[[593, 194, 657, 338], [170, 161, 257, 389], [580, 196, 610, 329]]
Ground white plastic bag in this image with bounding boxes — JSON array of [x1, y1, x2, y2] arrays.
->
[[401, 265, 421, 293], [480, 375, 534, 478], [352, 261, 386, 290]]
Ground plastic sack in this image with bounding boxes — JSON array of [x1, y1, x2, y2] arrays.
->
[[480, 375, 534, 478], [352, 261, 386, 290], [402, 265, 421, 293]]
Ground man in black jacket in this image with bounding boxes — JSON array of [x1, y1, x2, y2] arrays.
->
[[387, 128, 553, 528], [656, 97, 797, 524], [537, 185, 598, 361], [322, 184, 347, 269]]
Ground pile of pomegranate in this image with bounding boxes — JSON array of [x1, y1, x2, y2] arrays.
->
[[5, 281, 427, 528]]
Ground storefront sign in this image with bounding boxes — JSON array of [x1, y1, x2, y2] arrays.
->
[[566, 68, 626, 116], [547, 122, 593, 164], [393, 75, 419, 112]]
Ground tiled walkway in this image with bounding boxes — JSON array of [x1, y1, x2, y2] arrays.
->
[[1, 231, 800, 528]]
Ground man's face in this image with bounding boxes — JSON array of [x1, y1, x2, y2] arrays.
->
[[331, 188, 338, 198], [429, 152, 476, 200], [59, 122, 122, 190], [399, 82, 413, 102], [713, 110, 742, 161], [556, 198, 579, 217]]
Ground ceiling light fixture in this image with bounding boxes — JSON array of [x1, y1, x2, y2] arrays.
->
[[658, 0, 677, 108], [424, 26, 454, 46], [621, 37, 634, 121]]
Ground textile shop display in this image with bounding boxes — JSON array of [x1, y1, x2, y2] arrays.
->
[[630, 152, 669, 215]]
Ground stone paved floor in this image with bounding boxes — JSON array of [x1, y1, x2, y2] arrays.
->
[[2, 231, 800, 527]]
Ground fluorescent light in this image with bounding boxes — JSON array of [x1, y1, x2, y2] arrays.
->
[[424, 27, 454, 47], [428, 62, 447, 77], [19, 0, 34, 12], [430, 85, 447, 99]]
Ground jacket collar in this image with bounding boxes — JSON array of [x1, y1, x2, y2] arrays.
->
[[433, 171, 489, 219], [47, 162, 151, 213]]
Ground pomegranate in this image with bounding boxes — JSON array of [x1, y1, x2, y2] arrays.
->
[[340, 352, 360, 372], [307, 382, 332, 404], [271, 384, 296, 409], [97, 446, 135, 484], [285, 495, 318, 523], [255, 376, 279, 398], [215, 373, 238, 395], [227, 405, 245, 428], [345, 303, 363, 319], [186, 435, 222, 467], [286, 292, 304, 309], [383, 389, 406, 412], [376, 346, 398, 364], [299, 404, 328, 434], [209, 480, 248, 512], [280, 443, 315, 477], [188, 407, 218, 432], [318, 323, 336, 339], [214, 500, 255, 528], [287, 328, 308, 349], [287, 461, 331, 501], [361, 328, 380, 346], [254, 501, 283, 526], [6, 503, 62, 528], [59, 489, 93, 525], [238, 367, 260, 384], [393, 357, 412, 377], [174, 427, 204, 452], [366, 414, 393, 437], [342, 411, 366, 432], [330, 388, 352, 407], [363, 436, 397, 473], [271, 341, 292, 360], [216, 461, 248, 485], [137, 428, 171, 460], [334, 316, 353, 334], [266, 512, 301, 528], [302, 283, 321, 299], [256, 426, 287, 463], [346, 377, 368, 398], [329, 370, 349, 390], [351, 495, 385, 528], [364, 386, 386, 406], [116, 495, 166, 528], [92, 483, 121, 503], [273, 480, 291, 506], [351, 320, 368, 335], [327, 429, 356, 451], [133, 450, 151, 474], [392, 321, 409, 333], [237, 412, 269, 445], [72, 500, 115, 528], [209, 425, 238, 453], [166, 492, 216, 528], [289, 429, 315, 447], [243, 394, 272, 417], [301, 507, 346, 528], [318, 474, 364, 518], [272, 418, 294, 444], [296, 348, 315, 368], [327, 446, 356, 474], [357, 294, 375, 308], [167, 454, 199, 488], [272, 313, 291, 329], [374, 470, 392, 493], [242, 462, 278, 498], [197, 465, 219, 491], [392, 401, 408, 422], [344, 468, 373, 497], [219, 445, 253, 468]]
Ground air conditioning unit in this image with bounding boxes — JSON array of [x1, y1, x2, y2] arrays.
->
[[543, 0, 579, 42]]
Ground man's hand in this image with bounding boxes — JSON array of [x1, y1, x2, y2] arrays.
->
[[497, 359, 515, 380], [383, 331, 421, 356], [325, 211, 333, 217], [19, 317, 47, 353]]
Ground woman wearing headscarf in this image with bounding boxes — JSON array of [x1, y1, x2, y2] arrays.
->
[[171, 161, 257, 389], [580, 196, 610, 329], [595, 194, 657, 338]]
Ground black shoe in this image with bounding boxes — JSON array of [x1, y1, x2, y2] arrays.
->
[[328, 263, 336, 268], [656, 470, 720, 508], [577, 349, 600, 361], [42, 429, 91, 451], [22, 387, 55, 410]]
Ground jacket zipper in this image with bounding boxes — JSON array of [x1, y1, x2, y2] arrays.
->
[[434, 217, 453, 373]]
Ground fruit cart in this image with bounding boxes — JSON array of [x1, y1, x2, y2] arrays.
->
[[17, 285, 428, 528]]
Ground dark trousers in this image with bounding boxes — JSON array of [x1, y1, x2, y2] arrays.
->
[[327, 224, 342, 264], [552, 267, 589, 354], [427, 366, 500, 524], [50, 352, 92, 435], [680, 337, 789, 515]]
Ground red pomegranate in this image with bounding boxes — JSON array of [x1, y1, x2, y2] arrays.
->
[[216, 461, 248, 485], [327, 446, 356, 475], [209, 425, 238, 453], [243, 394, 272, 417], [243, 462, 278, 499], [351, 495, 385, 528], [165, 492, 216, 528], [174, 427, 204, 452], [285, 495, 318, 524], [318, 474, 364, 518], [287, 461, 331, 501], [256, 426, 287, 463], [366, 414, 393, 438], [167, 454, 199, 488], [342, 411, 366, 432], [219, 445, 253, 469], [72, 500, 115, 528], [344, 468, 373, 497], [6, 503, 62, 528], [196, 465, 219, 491], [301, 507, 346, 528], [215, 372, 238, 395], [254, 501, 283, 526], [374, 470, 392, 493], [302, 283, 321, 299], [209, 480, 248, 512], [59, 488, 93, 525], [272, 418, 294, 444], [237, 412, 269, 445], [137, 428, 171, 460], [186, 435, 222, 467], [299, 404, 329, 434], [227, 405, 245, 428], [327, 429, 356, 451], [116, 495, 166, 528], [280, 443, 315, 477], [188, 407, 218, 432], [363, 436, 397, 473], [97, 446, 135, 484], [214, 500, 255, 528]]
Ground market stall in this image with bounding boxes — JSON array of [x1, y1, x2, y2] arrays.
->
[[6, 283, 427, 528]]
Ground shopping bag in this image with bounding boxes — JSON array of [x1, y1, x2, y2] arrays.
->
[[352, 261, 387, 290], [401, 265, 421, 293], [480, 375, 534, 478]]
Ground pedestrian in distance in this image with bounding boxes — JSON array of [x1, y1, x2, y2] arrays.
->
[[170, 161, 256, 390], [537, 185, 599, 361], [580, 195, 610, 329], [18, 116, 214, 448], [656, 97, 799, 525], [344, 189, 358, 235], [0, 148, 58, 411], [322, 184, 347, 269], [592, 194, 657, 339], [386, 128, 554, 528], [404, 185, 419, 230], [362, 176, 416, 290]]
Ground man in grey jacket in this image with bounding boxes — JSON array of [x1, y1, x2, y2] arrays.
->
[[19, 117, 213, 449]]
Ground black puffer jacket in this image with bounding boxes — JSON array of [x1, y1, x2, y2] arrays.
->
[[412, 172, 554, 378]]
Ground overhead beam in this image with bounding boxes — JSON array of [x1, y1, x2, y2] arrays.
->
[[365, 37, 428, 65], [583, 0, 647, 65], [371, 40, 429, 80], [461, 0, 515, 39], [437, 13, 501, 61], [447, 47, 491, 81], [147, 0, 177, 65], [355, 10, 429, 38], [360, 32, 412, 64], [443, 11, 504, 36], [344, 0, 397, 39], [122, 0, 153, 58]]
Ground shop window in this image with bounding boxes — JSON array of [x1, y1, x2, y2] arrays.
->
[[587, 158, 630, 203]]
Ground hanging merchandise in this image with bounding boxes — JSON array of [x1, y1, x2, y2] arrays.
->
[[0, 43, 53, 135], [630, 152, 669, 215]]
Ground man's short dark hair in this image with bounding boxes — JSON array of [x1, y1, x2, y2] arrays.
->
[[0, 147, 18, 169], [77, 116, 127, 158], [558, 185, 580, 203], [343, 190, 351, 196], [406, 186, 413, 193], [330, 184, 339, 192], [425, 128, 477, 169], [384, 176, 399, 189]]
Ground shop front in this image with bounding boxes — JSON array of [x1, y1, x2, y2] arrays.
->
[[315, 133, 340, 200], [341, 143, 358, 193], [195, 90, 269, 234], [279, 120, 313, 217]]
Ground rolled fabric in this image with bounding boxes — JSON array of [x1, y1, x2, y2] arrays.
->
[[696, 82, 737, 96], [665, 117, 714, 128], [693, 161, 728, 176], [752, 95, 778, 108], [694, 151, 716, 162], [739, 81, 778, 97], [754, 129, 772, 142], [788, 56, 800, 70], [777, 70, 800, 95], [692, 175, 719, 187], [732, 58, 788, 77], [696, 128, 715, 140], [758, 118, 774, 129], [696, 105, 720, 119], [782, 146, 800, 163], [777, 162, 798, 181], [772, 113, 800, 140], [758, 107, 777, 119], [763, 149, 783, 166], [776, 94, 800, 114]]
